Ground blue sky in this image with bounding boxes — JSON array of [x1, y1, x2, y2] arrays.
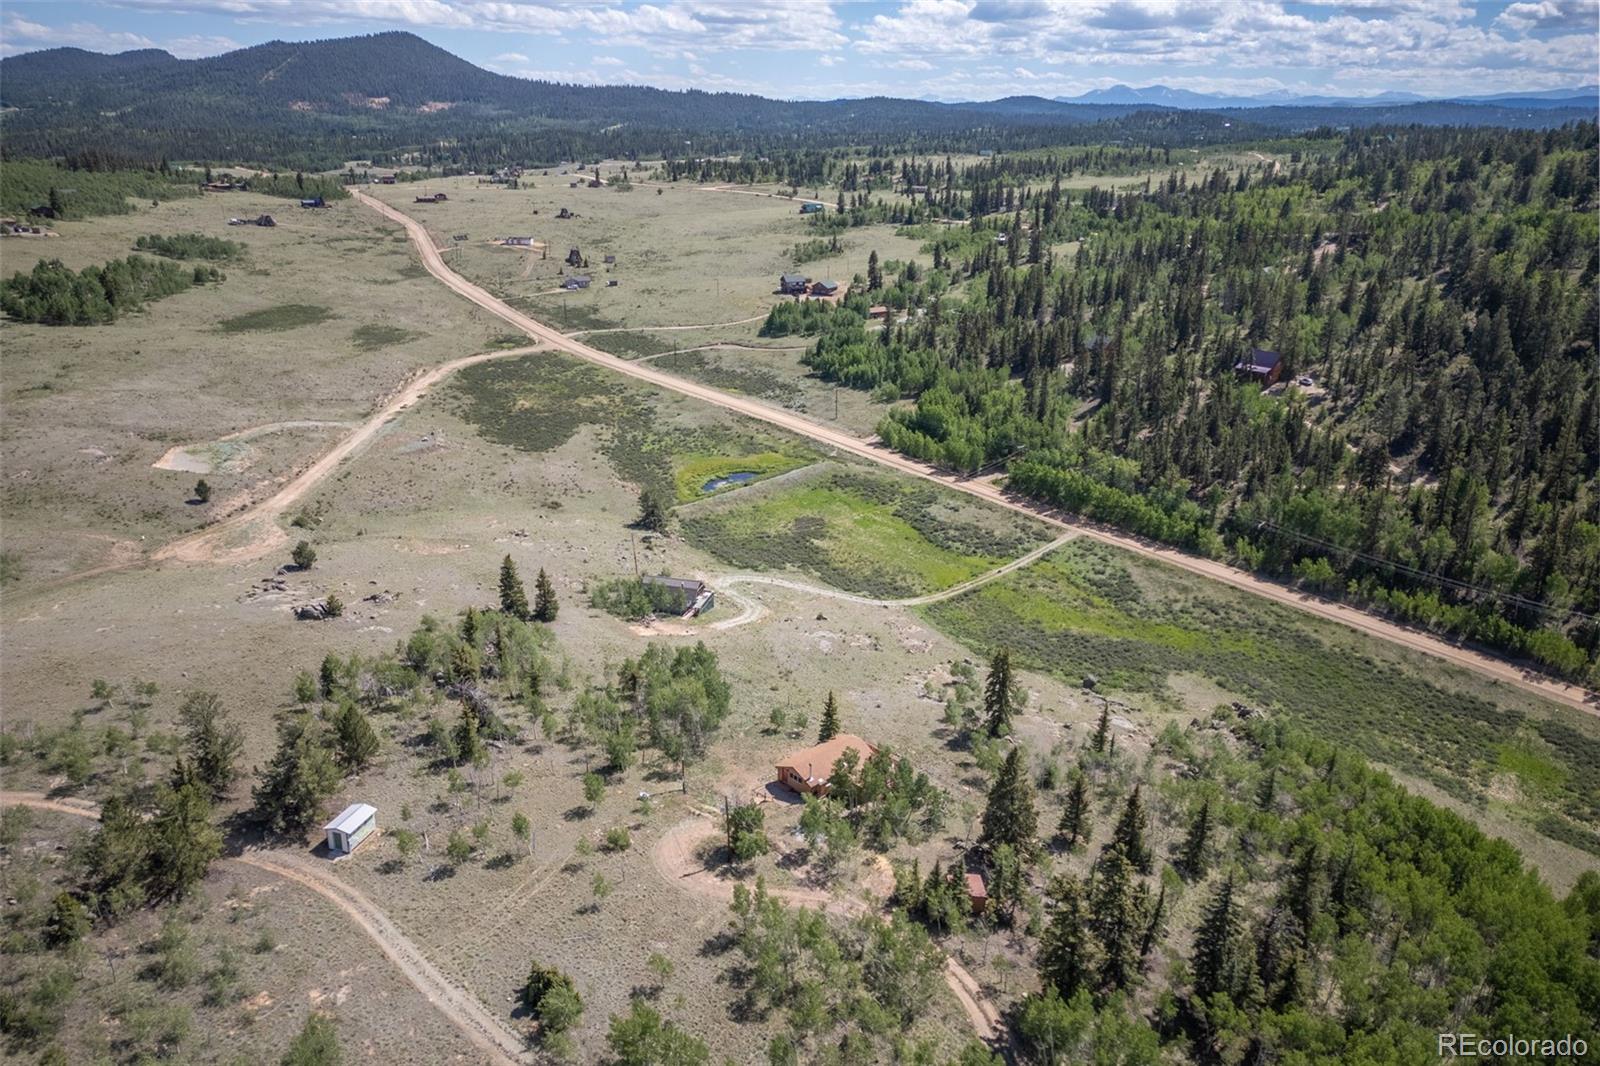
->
[[2, 1, 1595, 101]]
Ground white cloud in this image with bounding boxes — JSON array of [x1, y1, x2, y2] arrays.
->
[[164, 33, 240, 57], [591, 54, 624, 65], [107, 0, 846, 51], [1, 14, 157, 54], [491, 50, 529, 63]]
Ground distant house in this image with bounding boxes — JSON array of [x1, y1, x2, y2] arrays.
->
[[810, 279, 840, 297], [965, 873, 988, 915], [563, 275, 591, 289], [779, 273, 810, 295], [868, 305, 889, 320], [203, 181, 237, 192], [1234, 347, 1284, 386], [413, 192, 447, 203], [603, 254, 616, 264], [642, 575, 713, 616], [378, 175, 397, 185], [908, 185, 928, 195], [799, 202, 824, 214], [607, 279, 619, 287], [978, 148, 995, 158], [299, 197, 327, 209], [502, 236, 534, 247], [324, 803, 377, 855], [774, 734, 878, 797]]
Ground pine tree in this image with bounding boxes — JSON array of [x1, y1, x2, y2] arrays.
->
[[867, 249, 883, 291], [499, 555, 530, 619], [1192, 873, 1256, 1006], [318, 653, 340, 700], [1090, 703, 1111, 753], [979, 746, 1038, 856], [333, 701, 380, 772], [1039, 874, 1095, 998], [1109, 784, 1152, 874], [177, 690, 242, 800], [454, 704, 484, 766], [533, 568, 558, 622], [1256, 767, 1277, 811], [1091, 849, 1140, 990], [253, 717, 342, 834], [149, 759, 223, 899], [1178, 797, 1213, 879], [1058, 770, 1091, 850], [818, 691, 841, 742], [637, 487, 671, 532], [1139, 880, 1167, 961], [982, 648, 1016, 737]]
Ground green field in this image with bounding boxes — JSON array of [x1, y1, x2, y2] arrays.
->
[[923, 540, 1600, 852], [681, 467, 1053, 598]]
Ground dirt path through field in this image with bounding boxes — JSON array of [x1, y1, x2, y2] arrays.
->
[[650, 814, 1001, 1041], [354, 189, 1598, 717], [708, 533, 1075, 630], [0, 792, 530, 1065], [152, 344, 542, 565]]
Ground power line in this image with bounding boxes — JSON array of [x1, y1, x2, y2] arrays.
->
[[1242, 517, 1596, 624]]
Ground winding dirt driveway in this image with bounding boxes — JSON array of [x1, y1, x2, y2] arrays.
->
[[650, 814, 1002, 1042], [1, 792, 529, 1065], [153, 344, 541, 565], [354, 189, 1598, 718], [708, 533, 1075, 630]]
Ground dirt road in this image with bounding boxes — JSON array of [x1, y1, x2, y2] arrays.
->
[[355, 189, 1598, 717], [650, 814, 1002, 1042], [153, 344, 542, 565], [1, 792, 529, 1065]]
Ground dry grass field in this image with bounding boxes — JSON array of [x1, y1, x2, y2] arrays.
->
[[362, 171, 926, 334], [0, 189, 510, 586]]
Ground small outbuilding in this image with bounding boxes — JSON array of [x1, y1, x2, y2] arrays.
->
[[1234, 347, 1284, 386], [324, 803, 377, 855], [868, 305, 888, 320], [810, 280, 839, 297], [799, 202, 824, 214], [299, 197, 327, 209], [965, 872, 988, 915], [563, 275, 591, 290], [774, 734, 878, 796]]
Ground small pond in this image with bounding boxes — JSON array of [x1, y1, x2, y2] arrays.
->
[[702, 471, 759, 493]]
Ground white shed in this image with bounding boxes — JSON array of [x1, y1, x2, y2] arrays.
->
[[324, 803, 377, 855]]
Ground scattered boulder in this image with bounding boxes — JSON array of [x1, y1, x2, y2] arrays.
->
[[1082, 674, 1099, 690], [294, 601, 337, 621]]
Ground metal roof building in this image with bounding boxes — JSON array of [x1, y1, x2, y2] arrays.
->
[[324, 803, 377, 855]]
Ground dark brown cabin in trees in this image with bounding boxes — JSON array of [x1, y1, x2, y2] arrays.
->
[[1234, 348, 1284, 386]]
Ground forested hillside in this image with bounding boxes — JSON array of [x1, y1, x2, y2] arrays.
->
[[803, 124, 1600, 678], [1, 33, 1588, 171]]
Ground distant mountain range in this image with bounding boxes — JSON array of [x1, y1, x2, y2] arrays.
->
[[1, 32, 1593, 169], [1056, 83, 1599, 110]]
